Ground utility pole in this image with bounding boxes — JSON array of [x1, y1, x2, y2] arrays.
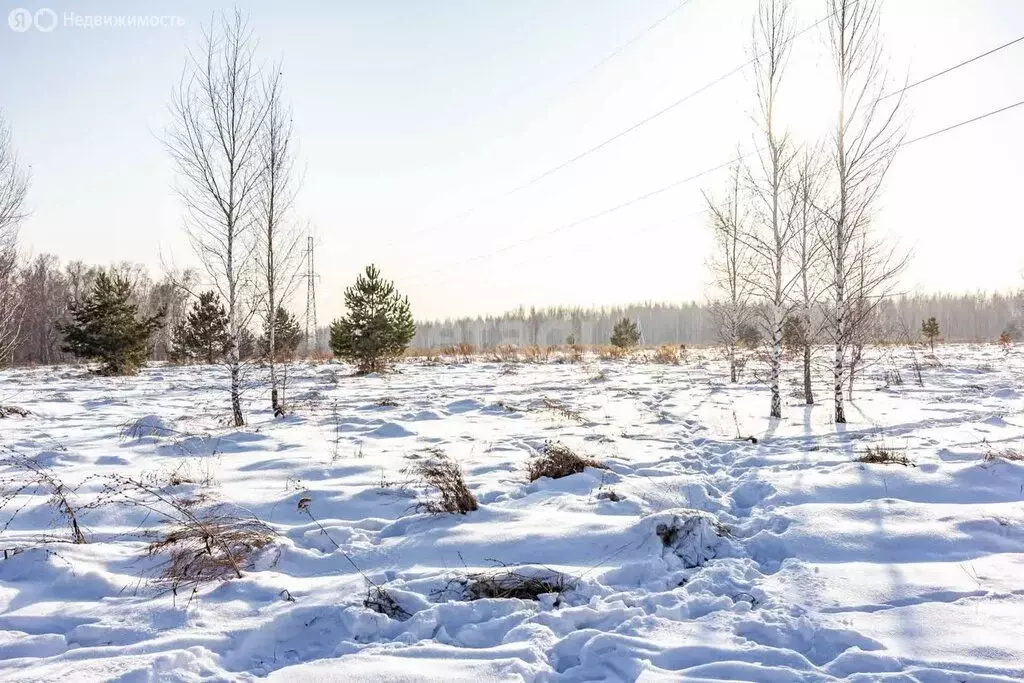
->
[[303, 235, 318, 353]]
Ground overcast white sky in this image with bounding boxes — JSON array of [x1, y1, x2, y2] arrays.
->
[[2, 0, 1023, 321]]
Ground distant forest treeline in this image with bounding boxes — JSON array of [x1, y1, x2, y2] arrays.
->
[[408, 293, 1024, 349], [4, 253, 1021, 366]]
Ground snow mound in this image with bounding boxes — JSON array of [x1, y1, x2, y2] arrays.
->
[[646, 509, 729, 568], [122, 414, 175, 439]]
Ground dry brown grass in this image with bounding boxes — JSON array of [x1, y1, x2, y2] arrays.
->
[[464, 567, 572, 601], [857, 445, 914, 466], [597, 345, 627, 360], [984, 447, 1024, 462], [520, 345, 551, 363], [490, 344, 519, 363], [98, 475, 275, 595], [651, 344, 682, 365], [541, 398, 586, 423], [528, 441, 608, 481], [147, 509, 273, 590], [439, 343, 476, 363], [416, 451, 478, 514], [0, 405, 30, 419]]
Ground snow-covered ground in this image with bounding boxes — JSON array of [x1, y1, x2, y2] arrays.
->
[[1, 345, 1023, 682]]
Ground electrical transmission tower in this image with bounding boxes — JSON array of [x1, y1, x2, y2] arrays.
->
[[303, 236, 318, 353]]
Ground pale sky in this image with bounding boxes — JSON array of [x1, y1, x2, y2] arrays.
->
[[2, 0, 1023, 321]]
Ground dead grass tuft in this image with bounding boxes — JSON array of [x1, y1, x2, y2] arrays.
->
[[364, 584, 412, 619], [598, 345, 627, 360], [541, 398, 586, 423], [521, 345, 550, 363], [0, 405, 31, 419], [415, 451, 478, 514], [376, 397, 399, 408], [490, 344, 519, 363], [147, 509, 273, 590], [465, 567, 572, 601], [528, 441, 608, 482], [436, 565, 574, 603], [857, 445, 914, 466], [439, 343, 476, 364], [651, 344, 682, 365], [984, 447, 1024, 462]]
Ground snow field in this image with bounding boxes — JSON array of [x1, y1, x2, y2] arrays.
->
[[1, 345, 1023, 681]]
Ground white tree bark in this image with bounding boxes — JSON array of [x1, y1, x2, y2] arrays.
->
[[705, 164, 754, 384], [821, 0, 908, 424], [0, 114, 29, 366], [745, 0, 799, 419], [166, 11, 269, 427], [256, 69, 302, 417]]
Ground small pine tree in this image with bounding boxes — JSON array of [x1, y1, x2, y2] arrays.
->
[[921, 316, 940, 351], [329, 264, 415, 373], [261, 306, 302, 362], [610, 318, 640, 349], [781, 315, 807, 354], [238, 327, 257, 362], [737, 322, 763, 349], [169, 291, 230, 364], [60, 272, 164, 375]]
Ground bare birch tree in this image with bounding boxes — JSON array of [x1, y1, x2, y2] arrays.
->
[[166, 11, 269, 426], [744, 0, 800, 418], [705, 164, 754, 383], [820, 0, 908, 423], [791, 150, 827, 404], [256, 68, 303, 416], [0, 114, 30, 366]]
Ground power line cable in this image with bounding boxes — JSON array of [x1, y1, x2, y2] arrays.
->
[[880, 33, 1024, 101], [400, 153, 746, 284], [899, 98, 1024, 147], [406, 96, 1024, 286], [383, 0, 699, 250], [396, 13, 832, 247]]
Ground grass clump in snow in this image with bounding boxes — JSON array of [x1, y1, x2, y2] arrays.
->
[[415, 451, 478, 515], [651, 344, 683, 365], [857, 445, 914, 466], [541, 398, 586, 423], [364, 584, 412, 620], [984, 447, 1024, 462], [437, 565, 574, 603], [0, 405, 30, 419], [528, 441, 607, 482], [147, 508, 273, 591], [100, 475, 274, 594]]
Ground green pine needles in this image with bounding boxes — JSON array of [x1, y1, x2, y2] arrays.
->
[[610, 317, 641, 349], [170, 290, 230, 364], [329, 265, 415, 373], [60, 272, 165, 375]]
